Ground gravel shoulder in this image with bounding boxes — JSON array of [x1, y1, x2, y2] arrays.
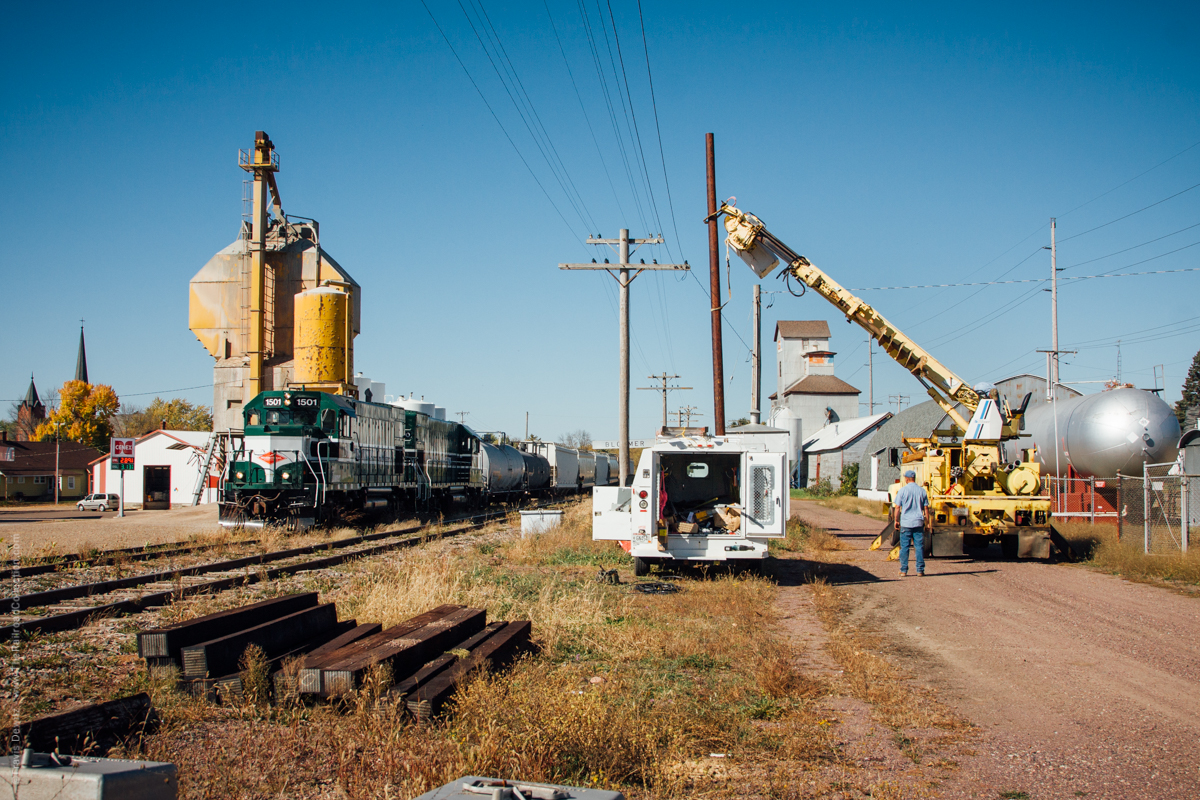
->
[[786, 500, 1200, 799], [0, 504, 222, 555]]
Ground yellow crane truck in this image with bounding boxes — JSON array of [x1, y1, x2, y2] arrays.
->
[[712, 203, 1071, 560]]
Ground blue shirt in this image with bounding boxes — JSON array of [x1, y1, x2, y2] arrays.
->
[[893, 482, 928, 528]]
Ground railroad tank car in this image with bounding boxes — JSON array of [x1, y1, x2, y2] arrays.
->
[[1024, 387, 1181, 479], [480, 442, 527, 494], [522, 452, 552, 490]]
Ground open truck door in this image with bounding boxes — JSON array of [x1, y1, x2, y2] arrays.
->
[[592, 486, 633, 540], [742, 451, 787, 537]]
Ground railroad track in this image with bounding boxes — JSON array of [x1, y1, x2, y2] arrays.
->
[[0, 507, 520, 640], [15, 537, 265, 579]]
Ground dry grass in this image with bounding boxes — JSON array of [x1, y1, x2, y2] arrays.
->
[[770, 516, 849, 554], [791, 492, 890, 520], [95, 499, 843, 798], [1057, 520, 1200, 586]]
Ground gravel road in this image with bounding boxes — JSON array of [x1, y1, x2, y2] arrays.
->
[[789, 500, 1200, 800]]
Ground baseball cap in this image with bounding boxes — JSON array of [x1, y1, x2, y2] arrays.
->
[[904, 470, 916, 478]]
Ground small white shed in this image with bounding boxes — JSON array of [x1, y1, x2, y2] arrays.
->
[[90, 430, 215, 509]]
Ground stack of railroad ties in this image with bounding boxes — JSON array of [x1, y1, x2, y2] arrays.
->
[[136, 593, 531, 720]]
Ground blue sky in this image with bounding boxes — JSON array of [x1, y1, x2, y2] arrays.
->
[[2, 2, 1197, 440]]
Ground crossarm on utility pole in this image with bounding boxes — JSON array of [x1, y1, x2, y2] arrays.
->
[[718, 205, 978, 432]]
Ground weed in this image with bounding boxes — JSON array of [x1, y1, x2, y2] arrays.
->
[[1058, 521, 1200, 585], [1000, 791, 1030, 799], [238, 644, 270, 708]]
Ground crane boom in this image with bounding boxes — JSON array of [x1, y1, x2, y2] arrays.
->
[[718, 204, 979, 433]]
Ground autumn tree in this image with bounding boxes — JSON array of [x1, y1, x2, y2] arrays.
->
[[114, 397, 212, 436], [1177, 348, 1200, 429], [34, 380, 120, 450]]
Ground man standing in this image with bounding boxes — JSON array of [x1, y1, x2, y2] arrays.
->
[[893, 469, 930, 577]]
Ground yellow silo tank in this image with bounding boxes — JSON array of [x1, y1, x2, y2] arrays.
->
[[293, 286, 352, 387]]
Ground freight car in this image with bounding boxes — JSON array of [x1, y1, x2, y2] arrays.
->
[[220, 390, 556, 527]]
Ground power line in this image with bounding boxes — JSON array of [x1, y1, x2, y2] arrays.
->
[[855, 247, 1199, 290], [419, 0, 582, 241], [542, 0, 627, 218], [1057, 181, 1200, 244], [1058, 137, 1200, 219], [635, 0, 683, 262], [602, 0, 666, 240], [458, 0, 598, 233], [1059, 221, 1200, 271], [1065, 314, 1200, 348]]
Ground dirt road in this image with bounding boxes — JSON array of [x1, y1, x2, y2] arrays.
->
[[788, 500, 1200, 800]]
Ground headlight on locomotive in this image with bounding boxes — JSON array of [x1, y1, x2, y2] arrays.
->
[[281, 471, 291, 481], [235, 471, 245, 480]]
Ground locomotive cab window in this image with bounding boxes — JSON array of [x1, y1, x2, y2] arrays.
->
[[265, 409, 286, 425], [320, 409, 337, 434], [248, 411, 261, 426]]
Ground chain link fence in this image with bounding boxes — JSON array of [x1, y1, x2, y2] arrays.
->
[[1116, 463, 1198, 554], [1043, 474, 1119, 523]]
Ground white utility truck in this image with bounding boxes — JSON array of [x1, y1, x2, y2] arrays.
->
[[592, 427, 790, 575]]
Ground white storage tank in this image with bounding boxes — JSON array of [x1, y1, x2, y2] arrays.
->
[[434, 406, 447, 421]]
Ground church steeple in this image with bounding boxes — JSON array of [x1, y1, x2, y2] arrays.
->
[[75, 324, 88, 384], [22, 374, 42, 410], [16, 374, 46, 442]]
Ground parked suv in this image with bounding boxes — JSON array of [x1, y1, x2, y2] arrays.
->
[[77, 493, 121, 512]]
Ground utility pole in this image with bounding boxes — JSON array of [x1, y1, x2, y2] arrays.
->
[[751, 285, 762, 423], [524, 411, 528, 440], [680, 405, 702, 428], [889, 393, 910, 413], [560, 232, 689, 486], [54, 420, 61, 505], [1047, 218, 1059, 389], [457, 411, 470, 424], [706, 133, 726, 435], [868, 337, 875, 414], [638, 374, 691, 431]]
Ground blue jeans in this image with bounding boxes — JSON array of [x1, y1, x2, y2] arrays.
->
[[899, 526, 925, 574]]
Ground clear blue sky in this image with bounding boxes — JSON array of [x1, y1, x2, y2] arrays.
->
[[3, 2, 1198, 440]]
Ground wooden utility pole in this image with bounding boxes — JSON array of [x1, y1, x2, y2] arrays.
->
[[706, 133, 726, 435], [751, 284, 761, 423], [638, 374, 691, 431], [560, 232, 689, 485]]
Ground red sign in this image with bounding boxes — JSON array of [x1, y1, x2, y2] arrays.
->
[[111, 437, 136, 471], [258, 451, 286, 465]]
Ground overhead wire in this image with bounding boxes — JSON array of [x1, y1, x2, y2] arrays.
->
[[601, 0, 666, 240], [1056, 137, 1200, 219], [419, 0, 582, 240], [542, 0, 627, 218], [458, 0, 599, 233], [577, 0, 653, 233], [1057, 181, 1200, 244]]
